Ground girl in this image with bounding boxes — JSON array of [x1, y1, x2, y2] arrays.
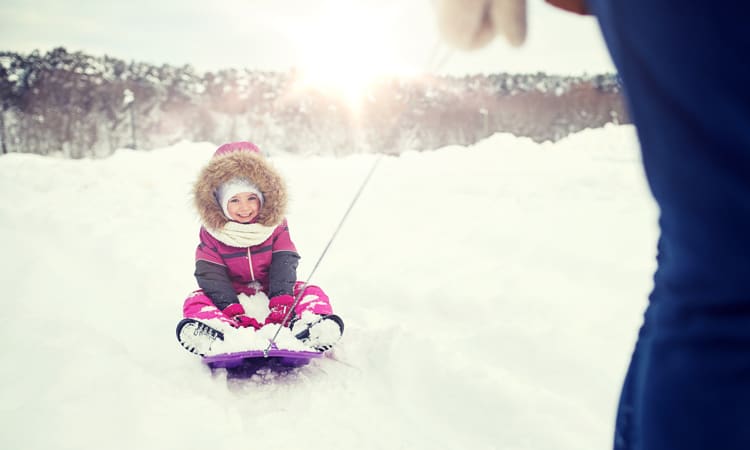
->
[[176, 141, 343, 356]]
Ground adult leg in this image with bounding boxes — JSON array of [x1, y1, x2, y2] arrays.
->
[[587, 1, 750, 448]]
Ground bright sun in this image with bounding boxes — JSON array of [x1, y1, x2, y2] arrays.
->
[[290, 2, 417, 109]]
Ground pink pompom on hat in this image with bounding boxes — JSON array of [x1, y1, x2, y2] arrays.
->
[[213, 141, 261, 157]]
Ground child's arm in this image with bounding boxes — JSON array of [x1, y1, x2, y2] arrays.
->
[[265, 220, 301, 325], [195, 260, 239, 310], [267, 219, 300, 297], [195, 227, 239, 310], [268, 252, 300, 298]]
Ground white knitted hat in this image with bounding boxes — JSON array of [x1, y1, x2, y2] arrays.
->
[[216, 178, 264, 219]]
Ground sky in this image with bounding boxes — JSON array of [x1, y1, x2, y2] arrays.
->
[[0, 124, 657, 450], [0, 0, 615, 76]]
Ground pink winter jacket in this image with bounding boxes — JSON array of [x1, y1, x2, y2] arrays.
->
[[194, 221, 300, 310]]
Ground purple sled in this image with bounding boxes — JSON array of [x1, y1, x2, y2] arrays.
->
[[202, 347, 323, 369]]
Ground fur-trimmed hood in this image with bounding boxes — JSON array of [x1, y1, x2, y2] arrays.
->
[[193, 146, 287, 230]]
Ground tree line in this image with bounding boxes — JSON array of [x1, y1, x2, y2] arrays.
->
[[0, 47, 627, 158]]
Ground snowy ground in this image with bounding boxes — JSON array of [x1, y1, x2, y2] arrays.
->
[[0, 125, 657, 450]]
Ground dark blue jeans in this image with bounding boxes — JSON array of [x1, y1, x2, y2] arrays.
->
[[585, 1, 750, 449]]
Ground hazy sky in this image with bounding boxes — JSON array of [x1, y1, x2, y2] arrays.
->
[[0, 0, 615, 76]]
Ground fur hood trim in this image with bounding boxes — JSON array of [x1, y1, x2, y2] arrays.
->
[[193, 150, 287, 230]]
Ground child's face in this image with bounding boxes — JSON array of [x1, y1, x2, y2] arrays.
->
[[226, 192, 261, 223]]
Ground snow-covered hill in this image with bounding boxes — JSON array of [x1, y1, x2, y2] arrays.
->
[[0, 125, 657, 450]]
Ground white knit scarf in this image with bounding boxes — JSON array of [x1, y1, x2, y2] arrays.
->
[[206, 220, 276, 248]]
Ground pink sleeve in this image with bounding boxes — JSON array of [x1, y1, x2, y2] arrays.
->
[[272, 219, 298, 254], [195, 227, 226, 266]]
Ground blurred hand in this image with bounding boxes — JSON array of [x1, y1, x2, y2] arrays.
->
[[434, 0, 527, 49], [433, 1, 589, 50]]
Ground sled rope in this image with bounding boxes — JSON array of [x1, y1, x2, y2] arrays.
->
[[424, 39, 455, 74], [265, 154, 383, 355], [264, 38, 454, 355]]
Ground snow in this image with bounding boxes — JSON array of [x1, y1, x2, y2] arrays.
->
[[0, 124, 658, 450]]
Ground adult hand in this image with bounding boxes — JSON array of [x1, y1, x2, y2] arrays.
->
[[434, 0, 527, 49], [433, 1, 589, 50]]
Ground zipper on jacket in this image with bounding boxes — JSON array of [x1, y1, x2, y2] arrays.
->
[[247, 248, 256, 281]]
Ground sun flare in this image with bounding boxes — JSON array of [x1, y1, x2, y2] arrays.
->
[[290, 2, 417, 109]]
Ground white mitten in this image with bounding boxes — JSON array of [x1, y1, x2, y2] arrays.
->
[[434, 0, 527, 49]]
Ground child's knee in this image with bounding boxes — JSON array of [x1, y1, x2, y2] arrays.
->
[[295, 285, 333, 315], [183, 290, 222, 319]]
